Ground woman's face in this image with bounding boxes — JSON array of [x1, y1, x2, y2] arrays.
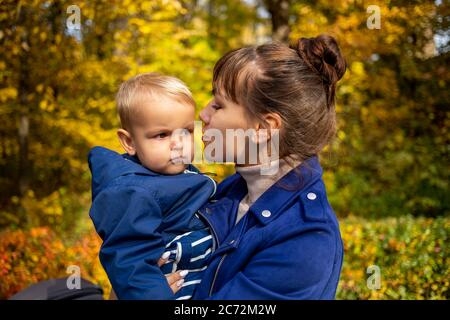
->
[[199, 93, 257, 164]]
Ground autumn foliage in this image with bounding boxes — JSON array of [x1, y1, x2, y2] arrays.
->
[[0, 0, 448, 299]]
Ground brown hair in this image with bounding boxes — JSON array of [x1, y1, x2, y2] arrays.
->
[[212, 34, 346, 162]]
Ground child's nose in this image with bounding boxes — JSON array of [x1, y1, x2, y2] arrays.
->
[[170, 139, 183, 150]]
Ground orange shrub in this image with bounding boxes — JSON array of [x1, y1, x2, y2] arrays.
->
[[0, 227, 110, 299]]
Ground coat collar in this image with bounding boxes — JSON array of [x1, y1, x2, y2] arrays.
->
[[201, 155, 324, 254], [234, 155, 323, 226], [89, 146, 203, 199]]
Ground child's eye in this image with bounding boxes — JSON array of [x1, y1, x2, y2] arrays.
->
[[154, 132, 169, 139]]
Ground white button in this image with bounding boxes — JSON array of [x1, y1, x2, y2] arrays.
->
[[261, 210, 271, 218], [307, 192, 317, 200]]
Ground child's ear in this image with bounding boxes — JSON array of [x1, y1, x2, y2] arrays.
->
[[117, 129, 137, 155]]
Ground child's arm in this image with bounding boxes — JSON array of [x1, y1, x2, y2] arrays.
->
[[89, 184, 174, 300]]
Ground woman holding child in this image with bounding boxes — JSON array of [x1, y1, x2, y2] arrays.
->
[[90, 34, 346, 300]]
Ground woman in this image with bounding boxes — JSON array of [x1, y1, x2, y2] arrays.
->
[[166, 34, 346, 299]]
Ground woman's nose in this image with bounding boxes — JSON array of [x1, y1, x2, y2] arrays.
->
[[199, 104, 211, 124]]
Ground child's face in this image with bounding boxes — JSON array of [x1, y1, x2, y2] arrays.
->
[[119, 94, 195, 175]]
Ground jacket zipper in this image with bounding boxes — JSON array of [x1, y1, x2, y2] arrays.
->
[[196, 209, 225, 296], [209, 253, 227, 296], [196, 210, 219, 253], [209, 210, 248, 297]]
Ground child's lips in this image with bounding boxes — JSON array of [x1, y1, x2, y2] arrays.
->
[[170, 156, 186, 164]]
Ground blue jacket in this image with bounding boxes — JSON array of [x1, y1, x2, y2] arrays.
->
[[88, 146, 216, 300], [193, 156, 344, 300]]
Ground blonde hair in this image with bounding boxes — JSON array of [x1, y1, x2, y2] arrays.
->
[[116, 72, 195, 130]]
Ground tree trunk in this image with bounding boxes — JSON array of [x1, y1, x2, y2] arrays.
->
[[17, 5, 30, 197], [264, 0, 291, 44], [18, 114, 29, 196]]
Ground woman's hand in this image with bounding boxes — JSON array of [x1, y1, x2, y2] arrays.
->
[[108, 252, 188, 300], [158, 251, 188, 294]]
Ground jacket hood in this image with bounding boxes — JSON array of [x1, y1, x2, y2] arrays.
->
[[88, 146, 156, 199]]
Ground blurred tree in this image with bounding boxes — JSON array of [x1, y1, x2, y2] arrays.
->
[[288, 0, 449, 217], [0, 0, 448, 234], [203, 0, 260, 52], [0, 0, 265, 230], [264, 0, 291, 43], [1, 0, 84, 228]]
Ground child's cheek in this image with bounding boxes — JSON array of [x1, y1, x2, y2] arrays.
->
[[144, 140, 170, 168], [155, 139, 172, 160]]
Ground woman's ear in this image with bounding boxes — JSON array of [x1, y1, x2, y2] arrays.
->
[[253, 112, 282, 143], [117, 129, 137, 155]]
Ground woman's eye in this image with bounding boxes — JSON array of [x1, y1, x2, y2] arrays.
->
[[212, 104, 222, 110]]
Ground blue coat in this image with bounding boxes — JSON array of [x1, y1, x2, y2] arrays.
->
[[88, 146, 216, 299], [193, 156, 344, 300]]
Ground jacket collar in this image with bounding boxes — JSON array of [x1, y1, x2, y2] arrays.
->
[[202, 156, 323, 254], [239, 155, 323, 226], [89, 147, 163, 199]]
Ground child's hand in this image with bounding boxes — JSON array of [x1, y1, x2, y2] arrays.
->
[[158, 251, 189, 294]]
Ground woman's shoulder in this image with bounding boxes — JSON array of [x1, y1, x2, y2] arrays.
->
[[260, 178, 340, 238], [298, 179, 336, 223]]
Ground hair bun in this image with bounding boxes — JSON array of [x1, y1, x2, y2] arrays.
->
[[293, 34, 346, 108], [295, 34, 346, 85]]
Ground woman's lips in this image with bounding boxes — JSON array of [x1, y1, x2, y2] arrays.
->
[[202, 127, 212, 142]]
